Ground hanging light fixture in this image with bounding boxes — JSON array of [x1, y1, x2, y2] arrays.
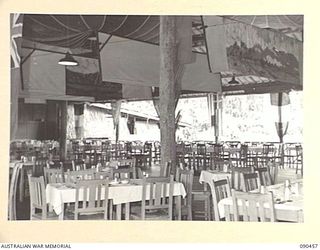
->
[[228, 75, 240, 85], [58, 52, 78, 66]]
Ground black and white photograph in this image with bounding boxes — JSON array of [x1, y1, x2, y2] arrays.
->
[[8, 14, 303, 224]]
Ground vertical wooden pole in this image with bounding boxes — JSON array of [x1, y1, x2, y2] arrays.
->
[[159, 16, 177, 170], [60, 101, 68, 161], [278, 93, 283, 143]]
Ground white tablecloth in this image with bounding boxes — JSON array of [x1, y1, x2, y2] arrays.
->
[[199, 170, 231, 185], [46, 182, 186, 216], [218, 180, 304, 222]]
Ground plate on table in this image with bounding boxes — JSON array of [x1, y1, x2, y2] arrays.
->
[[110, 180, 120, 185]]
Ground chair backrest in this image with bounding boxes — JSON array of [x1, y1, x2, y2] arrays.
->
[[240, 144, 248, 158], [28, 175, 47, 219], [230, 189, 276, 222], [254, 167, 272, 186], [231, 166, 253, 190], [213, 159, 233, 172], [94, 170, 114, 180], [32, 158, 48, 177], [74, 179, 109, 220], [65, 169, 96, 183], [209, 178, 231, 221], [263, 144, 275, 157], [197, 143, 206, 155], [72, 159, 86, 171], [112, 166, 137, 179], [267, 161, 279, 185], [141, 175, 174, 220], [118, 158, 136, 168], [136, 167, 144, 179], [160, 161, 172, 177], [8, 163, 23, 220], [43, 167, 64, 184], [296, 145, 303, 158], [241, 172, 261, 192], [176, 169, 194, 219]]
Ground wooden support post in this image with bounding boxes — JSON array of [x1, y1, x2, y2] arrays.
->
[[60, 101, 68, 161], [159, 16, 177, 170], [278, 93, 283, 143]]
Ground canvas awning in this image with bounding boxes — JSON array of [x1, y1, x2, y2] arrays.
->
[[17, 14, 303, 102]]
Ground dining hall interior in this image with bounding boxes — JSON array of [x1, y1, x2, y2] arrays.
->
[[8, 14, 304, 223]]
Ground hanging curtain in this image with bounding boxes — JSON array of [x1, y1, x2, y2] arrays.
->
[[10, 14, 23, 140], [111, 100, 122, 142], [270, 92, 290, 143], [207, 93, 215, 127]]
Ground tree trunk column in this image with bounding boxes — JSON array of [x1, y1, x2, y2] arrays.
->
[[159, 16, 177, 169], [59, 101, 68, 161]]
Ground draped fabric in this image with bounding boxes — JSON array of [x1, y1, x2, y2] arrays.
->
[[19, 14, 302, 102], [271, 92, 290, 142], [207, 93, 215, 127], [22, 14, 221, 101], [10, 14, 23, 140], [223, 19, 302, 85], [207, 93, 223, 140], [111, 101, 122, 141], [270, 92, 290, 106], [222, 15, 303, 41], [275, 122, 289, 143]]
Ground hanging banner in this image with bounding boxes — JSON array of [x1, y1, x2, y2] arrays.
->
[[270, 92, 291, 106], [223, 19, 303, 85]]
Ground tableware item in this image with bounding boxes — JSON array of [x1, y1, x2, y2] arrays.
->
[[121, 179, 129, 184], [284, 179, 292, 201], [110, 178, 120, 185]]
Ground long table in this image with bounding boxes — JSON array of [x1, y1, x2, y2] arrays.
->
[[218, 180, 304, 222], [46, 181, 186, 220]]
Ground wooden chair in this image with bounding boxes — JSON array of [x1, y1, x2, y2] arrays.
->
[[160, 161, 172, 177], [112, 166, 137, 179], [28, 175, 59, 220], [136, 167, 144, 179], [118, 158, 136, 167], [131, 175, 174, 220], [192, 183, 212, 221], [295, 145, 303, 176], [95, 170, 114, 180], [231, 166, 253, 191], [209, 178, 231, 221], [267, 161, 279, 185], [253, 167, 272, 186], [65, 169, 96, 183], [242, 172, 261, 192], [74, 179, 110, 220], [8, 163, 23, 220], [176, 168, 194, 220], [228, 189, 276, 222], [43, 167, 64, 184], [72, 159, 86, 171], [32, 158, 48, 177]]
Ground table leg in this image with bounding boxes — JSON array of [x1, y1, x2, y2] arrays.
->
[[58, 206, 64, 220], [116, 204, 122, 220], [125, 203, 130, 220], [177, 196, 181, 220]]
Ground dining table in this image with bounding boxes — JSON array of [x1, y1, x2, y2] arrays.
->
[[46, 179, 186, 220], [218, 179, 304, 222], [199, 170, 232, 185]]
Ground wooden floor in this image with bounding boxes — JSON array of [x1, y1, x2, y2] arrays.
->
[[14, 164, 302, 220]]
